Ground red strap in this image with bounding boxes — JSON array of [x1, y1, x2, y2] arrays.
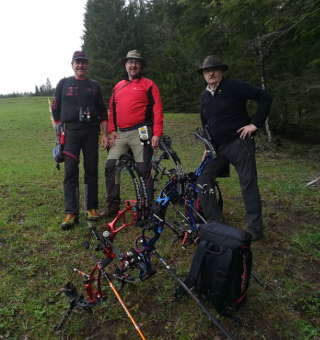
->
[[63, 151, 78, 161]]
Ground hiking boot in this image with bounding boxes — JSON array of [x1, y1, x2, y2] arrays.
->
[[61, 214, 79, 230], [106, 201, 120, 218], [86, 209, 100, 221], [247, 227, 263, 242]]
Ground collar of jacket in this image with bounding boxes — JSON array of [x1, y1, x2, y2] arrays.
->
[[206, 77, 225, 96]]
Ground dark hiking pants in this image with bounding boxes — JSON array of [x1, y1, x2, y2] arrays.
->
[[197, 137, 262, 229], [63, 126, 99, 214]]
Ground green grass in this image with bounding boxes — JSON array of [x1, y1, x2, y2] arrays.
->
[[1, 97, 320, 339]]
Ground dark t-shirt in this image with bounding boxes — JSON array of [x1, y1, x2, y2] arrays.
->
[[52, 77, 106, 128]]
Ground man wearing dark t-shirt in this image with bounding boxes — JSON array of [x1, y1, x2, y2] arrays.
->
[[197, 55, 272, 241], [52, 51, 107, 230]]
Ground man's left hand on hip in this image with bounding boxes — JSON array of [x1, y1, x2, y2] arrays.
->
[[237, 124, 258, 139]]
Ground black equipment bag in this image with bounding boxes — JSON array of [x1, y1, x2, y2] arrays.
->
[[185, 222, 252, 315]]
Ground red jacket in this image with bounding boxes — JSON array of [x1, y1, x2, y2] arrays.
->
[[108, 77, 163, 136]]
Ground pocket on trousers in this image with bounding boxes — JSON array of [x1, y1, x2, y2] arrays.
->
[[239, 137, 254, 158]]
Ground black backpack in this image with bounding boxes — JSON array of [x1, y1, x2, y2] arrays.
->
[[185, 222, 252, 316]]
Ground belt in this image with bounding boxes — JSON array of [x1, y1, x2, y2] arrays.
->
[[118, 122, 150, 132]]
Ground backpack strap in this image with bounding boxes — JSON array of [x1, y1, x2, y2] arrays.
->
[[185, 240, 208, 286]]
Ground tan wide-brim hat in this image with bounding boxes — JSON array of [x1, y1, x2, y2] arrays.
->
[[198, 55, 228, 73], [123, 50, 146, 66]]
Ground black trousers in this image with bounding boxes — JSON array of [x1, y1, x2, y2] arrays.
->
[[63, 126, 99, 214], [197, 137, 262, 229]]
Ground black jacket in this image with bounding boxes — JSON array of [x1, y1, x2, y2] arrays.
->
[[200, 78, 272, 147]]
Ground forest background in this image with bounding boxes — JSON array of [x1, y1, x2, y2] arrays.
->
[[81, 0, 320, 140], [1, 1, 320, 338], [3, 0, 319, 141]]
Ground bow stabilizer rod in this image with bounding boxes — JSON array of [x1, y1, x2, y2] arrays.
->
[[153, 250, 234, 340]]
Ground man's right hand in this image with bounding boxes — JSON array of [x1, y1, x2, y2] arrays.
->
[[101, 134, 108, 149], [107, 131, 118, 148]]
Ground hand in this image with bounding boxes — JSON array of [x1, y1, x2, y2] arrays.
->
[[100, 134, 108, 149], [237, 124, 257, 139], [107, 131, 118, 148], [151, 135, 160, 149]]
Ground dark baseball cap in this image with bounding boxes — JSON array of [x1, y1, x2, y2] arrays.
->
[[72, 51, 89, 62]]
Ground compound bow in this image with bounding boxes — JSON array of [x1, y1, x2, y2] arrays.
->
[[55, 130, 233, 339]]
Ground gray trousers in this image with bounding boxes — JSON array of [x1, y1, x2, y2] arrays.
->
[[105, 129, 153, 204], [197, 137, 262, 230]]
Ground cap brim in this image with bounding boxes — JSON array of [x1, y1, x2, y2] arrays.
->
[[123, 57, 146, 66], [73, 57, 89, 61], [198, 64, 228, 73]]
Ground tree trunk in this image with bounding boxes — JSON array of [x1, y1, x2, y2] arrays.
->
[[265, 118, 272, 143], [258, 46, 272, 142]]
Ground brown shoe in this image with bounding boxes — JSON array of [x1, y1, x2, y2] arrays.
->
[[61, 214, 79, 230], [86, 209, 100, 221]]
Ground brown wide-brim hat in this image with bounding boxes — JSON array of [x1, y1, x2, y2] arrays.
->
[[123, 49, 146, 66], [198, 55, 228, 73]]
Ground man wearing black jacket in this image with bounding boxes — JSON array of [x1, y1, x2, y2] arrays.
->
[[52, 51, 108, 230], [197, 55, 272, 241]]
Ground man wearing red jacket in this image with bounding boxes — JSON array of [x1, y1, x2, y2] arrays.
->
[[105, 50, 164, 217]]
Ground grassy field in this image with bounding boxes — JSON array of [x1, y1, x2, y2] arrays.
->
[[0, 96, 319, 340]]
